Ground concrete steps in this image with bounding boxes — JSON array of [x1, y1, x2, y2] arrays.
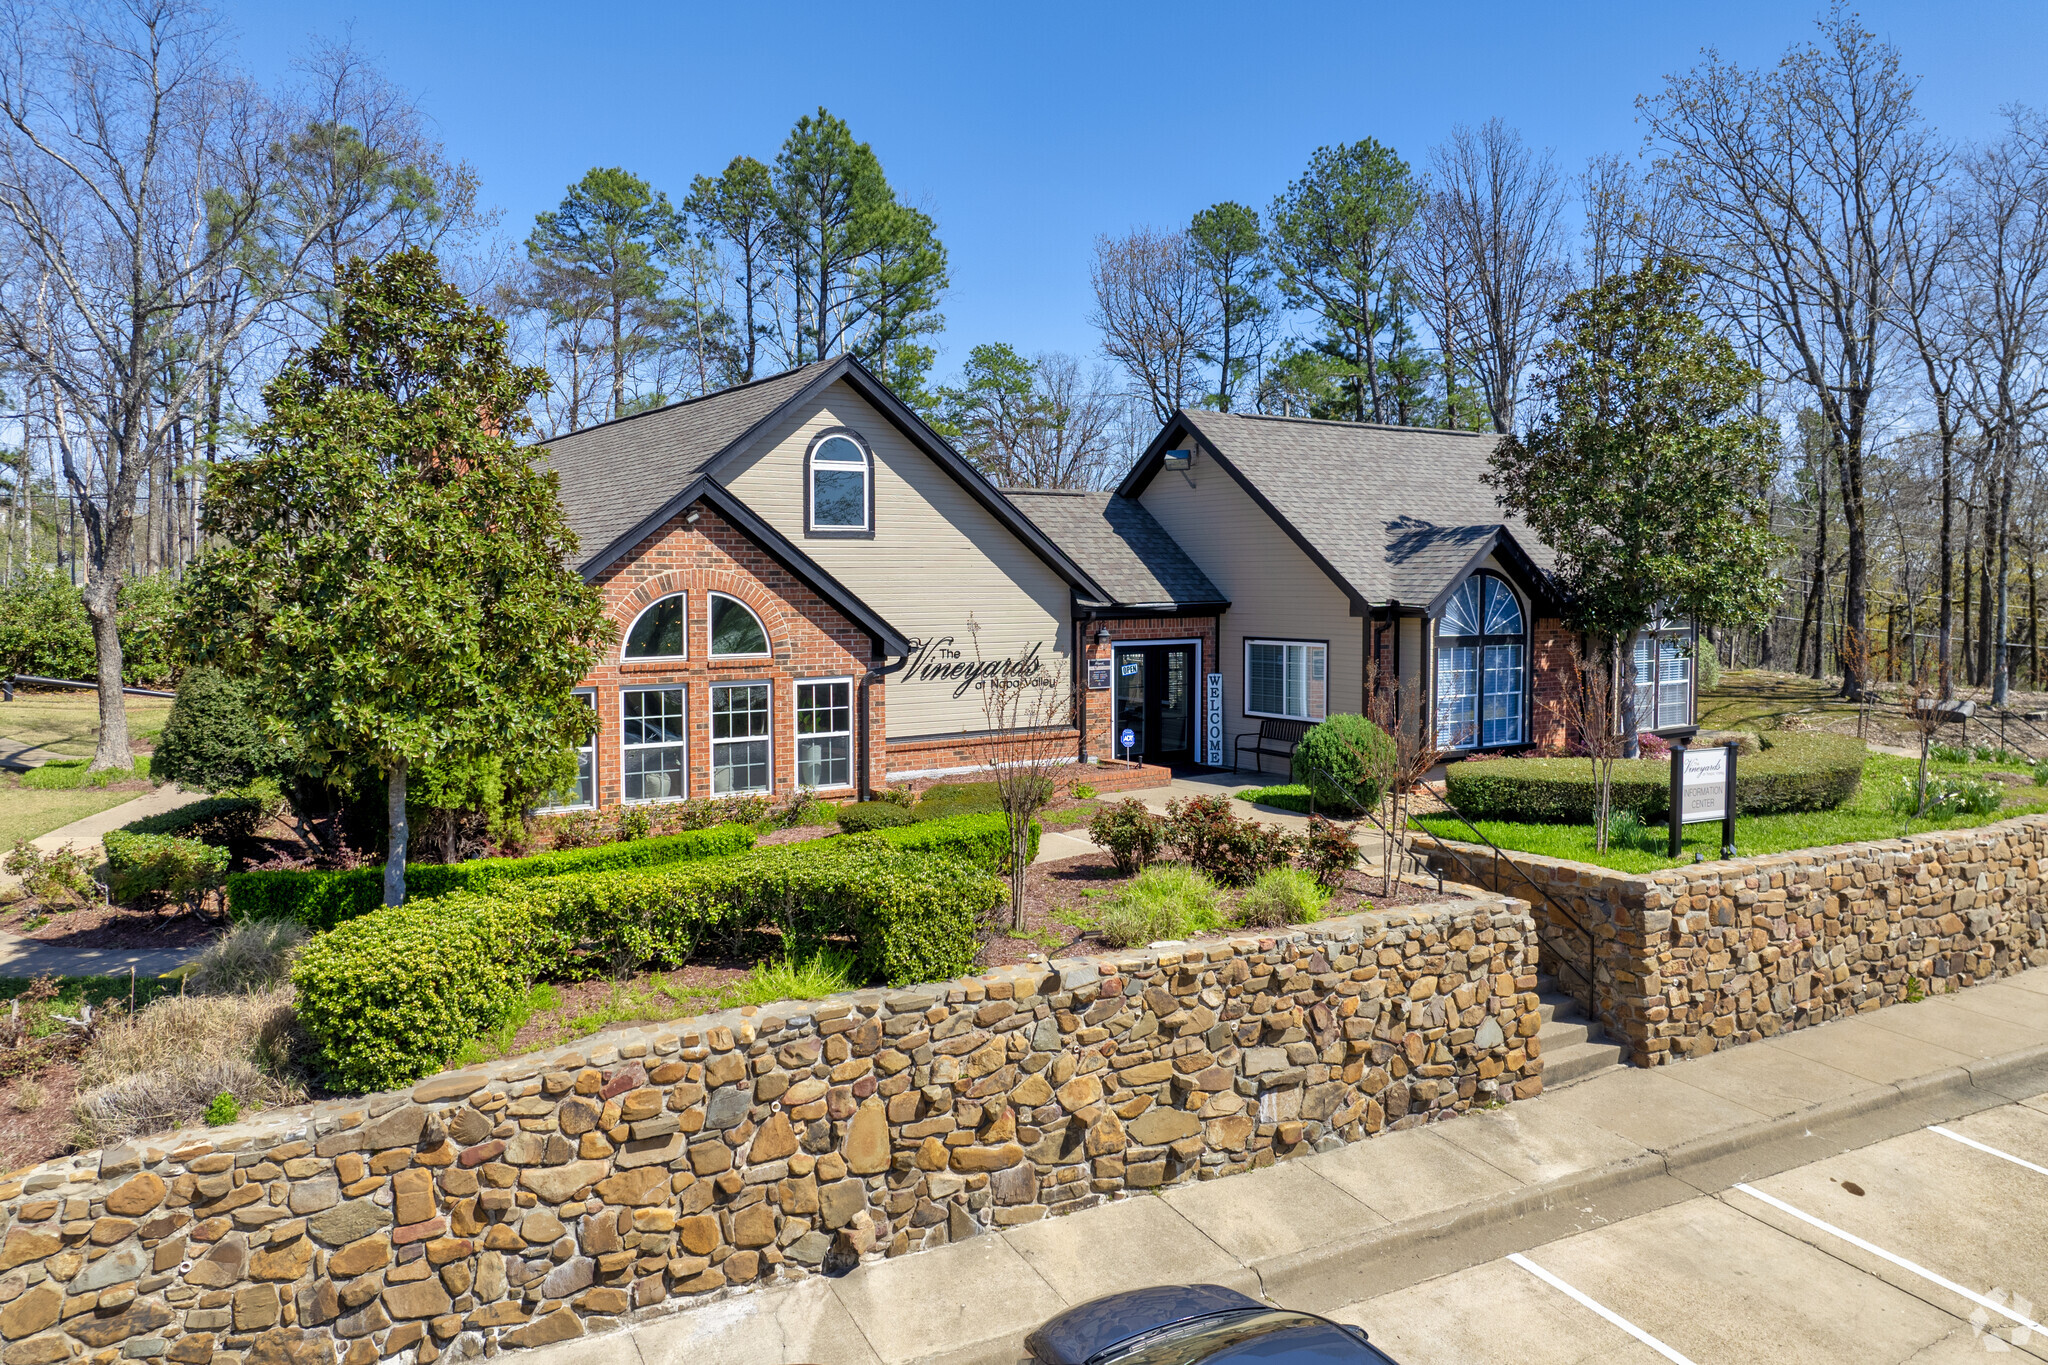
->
[[1534, 974, 1627, 1088]]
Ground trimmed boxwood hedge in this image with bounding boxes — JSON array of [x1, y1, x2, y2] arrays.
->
[[293, 836, 1002, 1092], [227, 823, 756, 929], [1444, 732, 1867, 824], [860, 811, 1039, 870], [120, 794, 267, 846], [102, 830, 230, 901], [291, 892, 556, 1093]]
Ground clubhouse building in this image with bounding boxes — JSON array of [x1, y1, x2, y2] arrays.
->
[[538, 356, 1698, 809]]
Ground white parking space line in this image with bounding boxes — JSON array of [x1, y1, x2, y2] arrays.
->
[[1930, 1123, 2048, 1178], [1505, 1253, 1701, 1365], [1732, 1182, 2048, 1337]]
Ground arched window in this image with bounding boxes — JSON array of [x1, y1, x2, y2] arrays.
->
[[1435, 572, 1526, 749], [623, 593, 687, 660], [807, 432, 871, 532], [708, 592, 769, 658]]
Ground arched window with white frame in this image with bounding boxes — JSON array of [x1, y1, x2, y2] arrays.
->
[[1435, 571, 1527, 750], [623, 593, 687, 660], [708, 592, 770, 658], [806, 431, 871, 533]]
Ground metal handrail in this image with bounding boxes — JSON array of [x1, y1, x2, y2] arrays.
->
[[4, 674, 175, 700], [1294, 761, 1602, 1028]]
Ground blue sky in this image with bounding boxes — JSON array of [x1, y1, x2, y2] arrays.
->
[[217, 1, 2048, 380]]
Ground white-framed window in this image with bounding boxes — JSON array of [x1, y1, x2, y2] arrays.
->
[[711, 682, 771, 794], [708, 592, 770, 658], [795, 678, 853, 789], [541, 690, 597, 810], [622, 686, 687, 803], [1632, 627, 1693, 730], [623, 592, 687, 660], [1245, 640, 1326, 721], [1435, 572, 1527, 749], [807, 431, 870, 532]]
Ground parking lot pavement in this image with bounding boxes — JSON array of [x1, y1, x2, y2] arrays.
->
[[1328, 1095, 2048, 1363]]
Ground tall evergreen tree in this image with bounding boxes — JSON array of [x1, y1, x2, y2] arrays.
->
[[685, 156, 780, 384], [1188, 202, 1273, 412], [182, 251, 611, 906]]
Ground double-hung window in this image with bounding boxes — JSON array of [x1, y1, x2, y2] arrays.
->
[[542, 691, 597, 810], [711, 682, 771, 795], [622, 687, 686, 802], [1632, 627, 1693, 730], [1245, 640, 1327, 721], [795, 679, 852, 789]]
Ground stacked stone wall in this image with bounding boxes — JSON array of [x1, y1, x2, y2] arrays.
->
[[1417, 814, 2048, 1066], [0, 896, 1538, 1365]]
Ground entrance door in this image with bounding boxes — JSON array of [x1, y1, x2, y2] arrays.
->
[[1110, 644, 1197, 766]]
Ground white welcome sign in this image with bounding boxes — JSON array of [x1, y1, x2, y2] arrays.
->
[[1205, 673, 1224, 766]]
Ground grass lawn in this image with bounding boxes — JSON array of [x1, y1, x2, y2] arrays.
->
[[0, 773, 155, 847], [0, 690, 171, 759], [1413, 751, 2048, 874]]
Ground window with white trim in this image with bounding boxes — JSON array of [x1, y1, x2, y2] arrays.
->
[[1632, 626, 1693, 730], [808, 432, 870, 531], [1245, 640, 1326, 721], [622, 687, 686, 802], [711, 682, 771, 794], [795, 679, 853, 789], [541, 691, 597, 810], [623, 593, 687, 660], [1435, 572, 1526, 749], [709, 592, 769, 658]]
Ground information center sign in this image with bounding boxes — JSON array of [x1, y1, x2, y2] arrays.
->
[[1668, 740, 1739, 857]]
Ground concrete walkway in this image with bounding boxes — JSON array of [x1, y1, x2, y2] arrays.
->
[[0, 933, 201, 980], [24, 783, 206, 857], [524, 968, 2048, 1365]]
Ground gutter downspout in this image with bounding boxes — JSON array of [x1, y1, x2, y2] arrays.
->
[[860, 647, 909, 800], [1074, 610, 1094, 764]]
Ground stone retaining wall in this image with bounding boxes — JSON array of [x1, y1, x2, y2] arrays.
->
[[0, 894, 1538, 1365], [1416, 814, 2048, 1067]]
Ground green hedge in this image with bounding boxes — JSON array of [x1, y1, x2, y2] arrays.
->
[[102, 830, 230, 902], [860, 811, 1039, 871], [226, 823, 756, 929], [121, 795, 265, 846], [1444, 733, 1867, 824], [291, 891, 555, 1093], [294, 837, 1001, 1091]]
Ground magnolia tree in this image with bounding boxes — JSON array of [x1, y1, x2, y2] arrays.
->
[[1488, 258, 1783, 840], [183, 251, 611, 906], [965, 616, 1073, 929]]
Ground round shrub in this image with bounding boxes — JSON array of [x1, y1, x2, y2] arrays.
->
[[838, 802, 915, 833], [150, 666, 270, 793], [1089, 799, 1163, 875], [1291, 714, 1396, 814]]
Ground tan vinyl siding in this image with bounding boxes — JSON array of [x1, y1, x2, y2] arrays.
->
[[1137, 453, 1361, 762], [722, 381, 1072, 739]]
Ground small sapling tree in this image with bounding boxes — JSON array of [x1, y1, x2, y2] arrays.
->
[[965, 615, 1074, 928]]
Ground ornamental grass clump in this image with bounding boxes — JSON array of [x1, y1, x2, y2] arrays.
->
[[1096, 864, 1222, 948], [1889, 772, 2003, 818], [1235, 866, 1328, 928]]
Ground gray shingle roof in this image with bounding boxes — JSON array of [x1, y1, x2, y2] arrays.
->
[[1163, 411, 1556, 609], [1003, 490, 1227, 610], [536, 361, 834, 572]]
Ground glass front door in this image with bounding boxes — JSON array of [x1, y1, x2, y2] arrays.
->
[[1111, 644, 1197, 766]]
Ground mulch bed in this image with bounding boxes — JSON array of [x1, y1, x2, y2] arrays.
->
[[0, 901, 221, 951], [976, 852, 1468, 969], [0, 1061, 80, 1171]]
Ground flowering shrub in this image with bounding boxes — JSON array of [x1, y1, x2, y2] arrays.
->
[[1089, 799, 1164, 875], [1164, 795, 1296, 886]]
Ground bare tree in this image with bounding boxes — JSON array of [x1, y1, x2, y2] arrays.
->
[[1425, 119, 1570, 433], [1004, 353, 1125, 489], [1643, 9, 1943, 699], [964, 615, 1074, 929], [1403, 188, 1480, 429], [1090, 227, 1213, 423], [1955, 110, 2048, 704]]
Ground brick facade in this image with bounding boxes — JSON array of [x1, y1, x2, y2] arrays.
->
[[1528, 619, 1576, 752], [578, 506, 885, 804]]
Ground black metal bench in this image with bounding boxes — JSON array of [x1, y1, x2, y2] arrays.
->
[[1234, 717, 1313, 775]]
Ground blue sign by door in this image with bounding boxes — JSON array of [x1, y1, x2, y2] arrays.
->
[[1120, 728, 1135, 752]]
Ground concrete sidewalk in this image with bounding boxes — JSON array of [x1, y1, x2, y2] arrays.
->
[[527, 967, 2048, 1365]]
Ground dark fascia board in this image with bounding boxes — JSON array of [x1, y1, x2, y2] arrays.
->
[[696, 355, 1114, 603], [579, 474, 910, 657], [1124, 410, 1370, 615], [1421, 525, 1563, 618]]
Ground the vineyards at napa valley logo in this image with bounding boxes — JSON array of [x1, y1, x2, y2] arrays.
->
[[902, 636, 1048, 698]]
